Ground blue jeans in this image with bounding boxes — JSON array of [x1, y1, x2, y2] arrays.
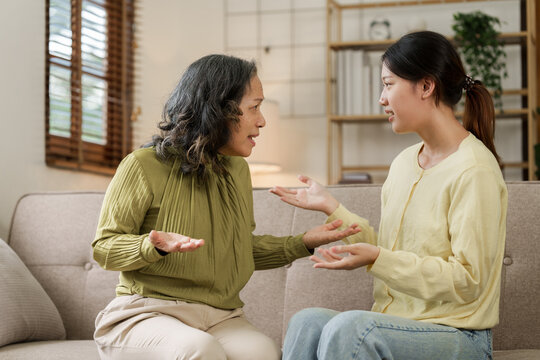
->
[[282, 308, 492, 360]]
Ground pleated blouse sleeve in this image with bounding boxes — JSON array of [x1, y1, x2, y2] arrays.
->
[[251, 233, 310, 270], [92, 154, 164, 271], [236, 160, 311, 270]]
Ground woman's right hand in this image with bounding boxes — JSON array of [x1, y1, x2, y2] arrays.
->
[[148, 230, 204, 254], [269, 175, 339, 216]]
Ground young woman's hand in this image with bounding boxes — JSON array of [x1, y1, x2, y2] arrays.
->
[[302, 219, 360, 250], [269, 175, 340, 216], [310, 243, 380, 270], [148, 230, 204, 254]]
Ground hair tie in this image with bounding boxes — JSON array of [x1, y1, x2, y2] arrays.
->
[[463, 75, 475, 91]]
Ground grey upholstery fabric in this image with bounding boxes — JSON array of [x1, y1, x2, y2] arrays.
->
[[248, 183, 540, 356], [0, 239, 65, 347], [239, 267, 287, 346], [3, 183, 539, 359], [7, 192, 116, 341], [492, 349, 540, 360], [493, 182, 540, 350], [0, 340, 99, 359], [282, 257, 373, 343]]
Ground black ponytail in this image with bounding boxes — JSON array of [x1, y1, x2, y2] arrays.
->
[[463, 80, 501, 164]]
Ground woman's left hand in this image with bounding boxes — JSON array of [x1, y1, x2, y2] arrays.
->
[[310, 243, 380, 270], [302, 219, 360, 250]]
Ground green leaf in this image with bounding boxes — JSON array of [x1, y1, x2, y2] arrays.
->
[[452, 11, 507, 111]]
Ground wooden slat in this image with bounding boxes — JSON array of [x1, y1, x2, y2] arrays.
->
[[329, 32, 527, 51], [329, 108, 529, 123], [326, 0, 333, 184], [528, 0, 538, 180], [46, 0, 136, 172], [335, 0, 515, 10], [342, 165, 390, 172], [71, 0, 83, 165], [46, 158, 117, 175], [458, 108, 529, 119], [341, 162, 527, 173], [330, 114, 388, 123], [503, 161, 529, 168], [47, 135, 117, 158]]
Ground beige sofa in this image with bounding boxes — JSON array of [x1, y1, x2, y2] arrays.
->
[[1, 183, 539, 359]]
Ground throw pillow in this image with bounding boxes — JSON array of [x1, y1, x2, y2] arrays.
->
[[0, 238, 66, 347]]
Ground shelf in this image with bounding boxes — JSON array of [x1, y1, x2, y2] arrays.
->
[[339, 162, 528, 176], [503, 162, 529, 169], [326, 0, 538, 183], [495, 88, 529, 96], [329, 108, 529, 123], [330, 114, 388, 123], [329, 32, 527, 51], [459, 108, 529, 119], [330, 0, 516, 11], [342, 165, 390, 172]]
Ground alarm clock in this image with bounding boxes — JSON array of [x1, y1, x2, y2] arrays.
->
[[368, 18, 391, 40]]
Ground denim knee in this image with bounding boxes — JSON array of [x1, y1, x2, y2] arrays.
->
[[283, 308, 339, 360], [320, 310, 378, 343], [288, 307, 338, 331]]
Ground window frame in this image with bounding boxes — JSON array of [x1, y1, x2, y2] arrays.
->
[[45, 0, 136, 175]]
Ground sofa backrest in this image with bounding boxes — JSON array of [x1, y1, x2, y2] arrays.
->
[[242, 184, 381, 346], [244, 182, 540, 350], [8, 192, 114, 340], [7, 182, 540, 351], [495, 182, 540, 349]]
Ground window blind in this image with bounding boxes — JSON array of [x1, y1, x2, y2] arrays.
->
[[46, 0, 136, 175]]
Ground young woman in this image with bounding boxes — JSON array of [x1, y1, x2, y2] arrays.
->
[[271, 31, 507, 360], [92, 54, 359, 360]]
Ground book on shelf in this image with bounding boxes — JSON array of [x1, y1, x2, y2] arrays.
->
[[337, 51, 346, 115], [350, 50, 361, 114], [369, 52, 384, 115], [363, 61, 371, 114], [338, 172, 372, 184], [345, 49, 355, 115], [335, 50, 385, 116]]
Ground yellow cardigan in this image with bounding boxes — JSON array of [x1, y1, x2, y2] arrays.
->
[[329, 133, 507, 329]]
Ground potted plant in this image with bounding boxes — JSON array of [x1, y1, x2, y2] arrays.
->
[[452, 11, 508, 110]]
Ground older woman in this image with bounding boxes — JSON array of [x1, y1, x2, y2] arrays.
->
[[92, 54, 359, 360]]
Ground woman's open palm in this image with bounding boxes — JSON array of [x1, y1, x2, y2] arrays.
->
[[148, 230, 205, 254], [270, 175, 339, 215], [310, 243, 380, 270]]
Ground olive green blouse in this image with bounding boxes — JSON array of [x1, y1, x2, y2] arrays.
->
[[92, 147, 310, 310]]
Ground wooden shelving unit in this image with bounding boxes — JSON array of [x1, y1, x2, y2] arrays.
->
[[326, 0, 538, 184]]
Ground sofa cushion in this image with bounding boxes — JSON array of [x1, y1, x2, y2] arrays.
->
[[493, 349, 540, 360], [0, 239, 66, 347], [0, 340, 99, 360], [8, 192, 117, 340], [493, 182, 540, 350]]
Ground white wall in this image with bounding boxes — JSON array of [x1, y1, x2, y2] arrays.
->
[[134, 0, 224, 148], [0, 0, 224, 240], [0, 1, 109, 240]]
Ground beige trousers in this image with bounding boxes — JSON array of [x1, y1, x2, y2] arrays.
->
[[94, 294, 280, 360]]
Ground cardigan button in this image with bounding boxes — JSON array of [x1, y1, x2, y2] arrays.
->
[[503, 256, 513, 266], [84, 262, 93, 271]]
